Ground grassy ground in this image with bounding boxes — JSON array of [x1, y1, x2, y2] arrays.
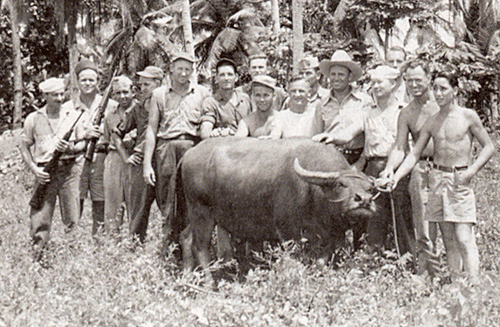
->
[[1, 130, 500, 327]]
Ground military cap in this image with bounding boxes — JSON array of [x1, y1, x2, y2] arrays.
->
[[137, 66, 164, 79], [171, 52, 196, 64], [368, 65, 400, 80], [75, 60, 99, 76], [251, 75, 276, 91], [39, 77, 66, 93]]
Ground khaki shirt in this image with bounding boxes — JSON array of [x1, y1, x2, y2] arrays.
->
[[312, 89, 372, 150], [151, 84, 210, 140], [114, 99, 149, 153], [103, 100, 138, 151], [21, 106, 82, 164], [62, 94, 119, 148], [363, 103, 402, 158], [201, 89, 251, 132]]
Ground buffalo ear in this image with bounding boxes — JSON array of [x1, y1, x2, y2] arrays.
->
[[294, 158, 342, 186]]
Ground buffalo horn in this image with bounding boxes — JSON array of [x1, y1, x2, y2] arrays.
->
[[293, 158, 343, 186]]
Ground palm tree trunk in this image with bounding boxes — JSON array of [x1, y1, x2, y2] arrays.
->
[[292, 0, 304, 76], [271, 0, 280, 33], [6, 0, 23, 129], [181, 0, 197, 81]]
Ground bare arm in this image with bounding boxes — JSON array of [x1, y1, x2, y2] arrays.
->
[[19, 139, 50, 184], [143, 100, 159, 186], [393, 123, 432, 187], [200, 121, 215, 139], [380, 111, 410, 179], [459, 111, 495, 183], [234, 120, 250, 137]]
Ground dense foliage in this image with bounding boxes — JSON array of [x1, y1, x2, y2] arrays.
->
[[0, 0, 68, 132]]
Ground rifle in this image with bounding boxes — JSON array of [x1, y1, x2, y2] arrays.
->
[[84, 75, 116, 161], [29, 110, 85, 210]]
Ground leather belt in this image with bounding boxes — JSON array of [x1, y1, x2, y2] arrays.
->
[[431, 162, 468, 172], [365, 156, 387, 162], [37, 158, 76, 167], [338, 147, 363, 155]]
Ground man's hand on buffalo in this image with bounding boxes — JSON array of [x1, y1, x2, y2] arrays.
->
[[374, 176, 395, 192], [143, 163, 156, 186]]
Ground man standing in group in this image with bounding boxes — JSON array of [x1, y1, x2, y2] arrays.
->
[[297, 56, 329, 105], [20, 78, 85, 259], [63, 60, 118, 235], [143, 53, 210, 220], [386, 46, 409, 106], [312, 50, 372, 165], [200, 58, 251, 139], [102, 75, 137, 237], [379, 60, 441, 274], [112, 66, 163, 243], [236, 53, 287, 111], [322, 65, 415, 255]]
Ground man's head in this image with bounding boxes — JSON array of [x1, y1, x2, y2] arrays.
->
[[137, 66, 163, 98], [251, 75, 276, 112], [368, 65, 400, 100], [112, 75, 134, 108], [75, 60, 99, 96], [215, 58, 238, 91], [403, 59, 431, 98], [432, 71, 458, 108], [170, 53, 195, 85], [39, 78, 66, 109], [386, 46, 407, 71], [298, 56, 321, 88], [288, 76, 310, 107], [248, 54, 269, 79], [319, 50, 363, 93]]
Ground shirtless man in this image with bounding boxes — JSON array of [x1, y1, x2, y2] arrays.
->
[[379, 59, 440, 274], [384, 71, 495, 283], [269, 77, 316, 138], [235, 75, 276, 137]]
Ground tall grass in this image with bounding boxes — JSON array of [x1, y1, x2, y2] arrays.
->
[[1, 133, 500, 326]]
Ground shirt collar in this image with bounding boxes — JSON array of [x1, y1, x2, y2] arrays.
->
[[168, 83, 195, 95], [322, 87, 362, 106]]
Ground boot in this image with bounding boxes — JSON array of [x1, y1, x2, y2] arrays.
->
[[92, 200, 105, 235]]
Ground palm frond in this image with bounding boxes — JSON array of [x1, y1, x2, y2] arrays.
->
[[204, 27, 241, 72]]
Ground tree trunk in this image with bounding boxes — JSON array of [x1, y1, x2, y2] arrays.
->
[[6, 0, 23, 129], [292, 0, 304, 76], [271, 0, 280, 34], [67, 0, 79, 98], [181, 0, 197, 82]]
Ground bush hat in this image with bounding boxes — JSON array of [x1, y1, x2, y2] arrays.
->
[[75, 60, 99, 76], [137, 66, 164, 79], [298, 56, 320, 70], [39, 78, 65, 94], [368, 65, 400, 80], [251, 75, 276, 91], [319, 50, 363, 82]]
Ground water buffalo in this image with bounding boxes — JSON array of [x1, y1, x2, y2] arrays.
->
[[167, 137, 377, 270]]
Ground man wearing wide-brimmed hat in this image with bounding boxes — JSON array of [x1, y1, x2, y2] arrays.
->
[[323, 65, 415, 256], [20, 77, 86, 260], [312, 50, 372, 165]]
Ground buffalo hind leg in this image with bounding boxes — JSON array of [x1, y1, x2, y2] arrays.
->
[[189, 202, 214, 270]]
